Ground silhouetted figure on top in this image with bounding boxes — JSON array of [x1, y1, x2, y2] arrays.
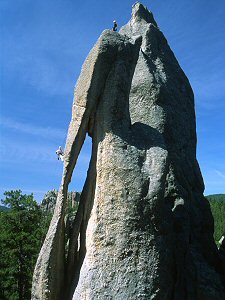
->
[[112, 20, 118, 31]]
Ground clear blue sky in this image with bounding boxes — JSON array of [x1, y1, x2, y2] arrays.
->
[[1, 0, 225, 201]]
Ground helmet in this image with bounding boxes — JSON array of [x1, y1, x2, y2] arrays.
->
[[113, 20, 116, 23]]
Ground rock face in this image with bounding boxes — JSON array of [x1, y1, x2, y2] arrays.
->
[[32, 3, 225, 300], [41, 190, 80, 214]]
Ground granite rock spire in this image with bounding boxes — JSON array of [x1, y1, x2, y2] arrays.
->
[[32, 3, 225, 300]]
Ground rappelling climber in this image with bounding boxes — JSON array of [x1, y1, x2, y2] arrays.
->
[[112, 20, 118, 31], [56, 146, 64, 161]]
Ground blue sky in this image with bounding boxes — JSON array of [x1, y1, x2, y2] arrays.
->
[[0, 0, 225, 201]]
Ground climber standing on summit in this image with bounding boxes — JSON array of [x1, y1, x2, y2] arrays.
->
[[112, 20, 118, 31], [56, 146, 64, 161]]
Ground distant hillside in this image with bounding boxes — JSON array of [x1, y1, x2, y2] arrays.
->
[[206, 194, 225, 244], [206, 194, 225, 201], [0, 205, 9, 211]]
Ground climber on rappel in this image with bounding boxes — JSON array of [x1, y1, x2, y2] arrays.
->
[[56, 146, 64, 161], [112, 20, 118, 31]]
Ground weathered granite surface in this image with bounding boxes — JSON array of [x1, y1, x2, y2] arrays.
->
[[32, 2, 225, 300], [41, 190, 80, 214]]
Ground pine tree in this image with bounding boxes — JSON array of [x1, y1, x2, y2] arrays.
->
[[207, 194, 225, 245], [0, 191, 45, 300]]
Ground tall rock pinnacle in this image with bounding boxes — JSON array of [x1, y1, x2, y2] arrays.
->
[[32, 3, 225, 300], [129, 2, 158, 27]]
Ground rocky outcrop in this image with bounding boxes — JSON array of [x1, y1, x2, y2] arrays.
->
[[41, 190, 80, 214], [32, 2, 225, 300]]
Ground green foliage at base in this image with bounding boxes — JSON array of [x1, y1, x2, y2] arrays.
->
[[0, 189, 79, 300], [206, 194, 225, 245], [0, 191, 51, 300]]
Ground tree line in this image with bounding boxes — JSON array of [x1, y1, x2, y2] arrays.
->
[[206, 194, 225, 245], [0, 190, 79, 300], [0, 191, 50, 300]]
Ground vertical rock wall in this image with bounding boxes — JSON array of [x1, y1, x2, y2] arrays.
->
[[32, 3, 225, 300]]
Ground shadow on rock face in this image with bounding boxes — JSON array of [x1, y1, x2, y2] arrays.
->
[[131, 122, 166, 150]]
